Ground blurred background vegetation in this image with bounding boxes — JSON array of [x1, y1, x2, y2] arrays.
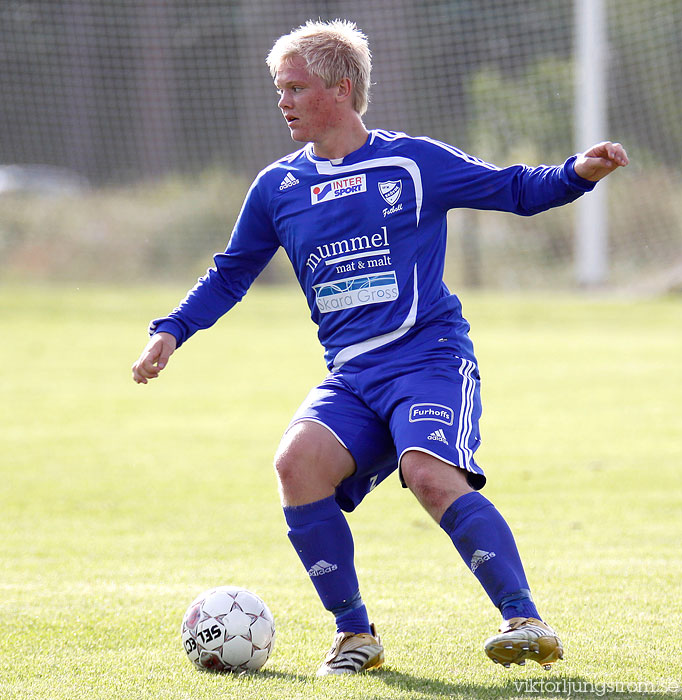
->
[[0, 0, 680, 290]]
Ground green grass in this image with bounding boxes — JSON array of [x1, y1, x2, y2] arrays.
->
[[1, 284, 681, 700]]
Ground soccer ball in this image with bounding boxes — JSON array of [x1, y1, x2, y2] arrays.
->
[[181, 586, 276, 672]]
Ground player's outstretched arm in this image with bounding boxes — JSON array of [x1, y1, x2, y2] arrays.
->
[[574, 141, 629, 182], [132, 332, 177, 384]]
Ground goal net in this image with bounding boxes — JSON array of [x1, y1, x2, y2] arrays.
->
[[1, 0, 680, 289]]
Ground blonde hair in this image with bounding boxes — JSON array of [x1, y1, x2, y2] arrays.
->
[[266, 19, 372, 116]]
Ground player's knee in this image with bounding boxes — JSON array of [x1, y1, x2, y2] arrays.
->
[[401, 450, 473, 512], [273, 442, 304, 491], [401, 455, 441, 502], [273, 424, 350, 495]]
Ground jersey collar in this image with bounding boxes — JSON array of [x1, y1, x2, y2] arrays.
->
[[304, 133, 373, 166]]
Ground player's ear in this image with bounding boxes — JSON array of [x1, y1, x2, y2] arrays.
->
[[335, 77, 353, 103]]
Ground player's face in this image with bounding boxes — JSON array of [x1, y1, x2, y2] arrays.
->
[[274, 56, 343, 145]]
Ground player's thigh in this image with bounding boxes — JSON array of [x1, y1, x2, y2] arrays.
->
[[283, 375, 397, 511], [389, 355, 486, 491]]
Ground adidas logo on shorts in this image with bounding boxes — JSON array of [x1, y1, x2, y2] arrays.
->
[[427, 428, 449, 445], [279, 171, 300, 190], [307, 560, 338, 577]]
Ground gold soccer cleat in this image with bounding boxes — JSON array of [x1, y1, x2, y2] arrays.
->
[[316, 623, 385, 676], [484, 617, 563, 670]]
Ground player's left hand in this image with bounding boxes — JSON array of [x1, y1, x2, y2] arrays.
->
[[574, 141, 629, 182]]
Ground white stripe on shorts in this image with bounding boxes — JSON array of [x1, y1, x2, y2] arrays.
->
[[455, 357, 477, 471]]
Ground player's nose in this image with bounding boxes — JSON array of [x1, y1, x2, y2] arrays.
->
[[277, 90, 290, 110]]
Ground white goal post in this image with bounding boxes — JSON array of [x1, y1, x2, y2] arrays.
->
[[575, 0, 608, 286]]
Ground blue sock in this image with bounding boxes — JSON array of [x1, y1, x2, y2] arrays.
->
[[284, 495, 370, 634], [440, 492, 541, 621]]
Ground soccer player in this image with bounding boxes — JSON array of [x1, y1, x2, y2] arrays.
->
[[132, 20, 628, 675]]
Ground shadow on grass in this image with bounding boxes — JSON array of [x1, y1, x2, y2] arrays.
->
[[375, 668, 681, 699], [230, 666, 680, 700], [255, 668, 309, 682]]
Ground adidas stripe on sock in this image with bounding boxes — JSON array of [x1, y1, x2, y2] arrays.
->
[[440, 491, 541, 621], [284, 495, 371, 634]]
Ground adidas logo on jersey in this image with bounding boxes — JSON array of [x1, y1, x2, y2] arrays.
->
[[470, 549, 496, 573], [427, 428, 449, 445], [307, 560, 338, 577], [279, 171, 300, 190]]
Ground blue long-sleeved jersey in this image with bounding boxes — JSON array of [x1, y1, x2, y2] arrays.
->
[[151, 130, 595, 370]]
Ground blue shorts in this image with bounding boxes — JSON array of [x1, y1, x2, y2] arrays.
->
[[287, 322, 485, 512]]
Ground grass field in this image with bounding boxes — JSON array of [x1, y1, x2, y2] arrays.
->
[[1, 284, 681, 700]]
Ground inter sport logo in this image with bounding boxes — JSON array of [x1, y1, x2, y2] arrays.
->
[[313, 272, 398, 314], [311, 174, 366, 205], [409, 403, 455, 426]]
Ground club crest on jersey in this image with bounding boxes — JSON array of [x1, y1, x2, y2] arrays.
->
[[378, 180, 402, 206], [311, 174, 366, 205]]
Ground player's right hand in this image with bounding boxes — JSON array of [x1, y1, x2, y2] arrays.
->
[[131, 332, 177, 384]]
